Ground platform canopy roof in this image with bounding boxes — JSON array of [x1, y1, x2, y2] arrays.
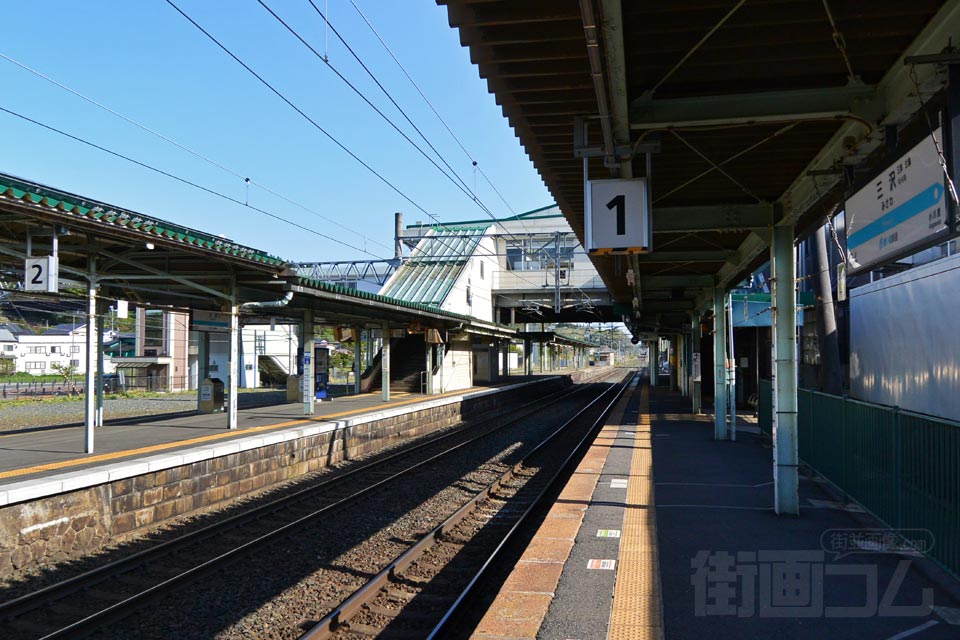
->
[[438, 0, 958, 333], [0, 173, 513, 338]]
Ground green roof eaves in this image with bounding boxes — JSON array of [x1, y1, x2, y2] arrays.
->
[[0, 173, 286, 268]]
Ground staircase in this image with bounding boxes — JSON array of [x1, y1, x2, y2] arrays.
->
[[360, 334, 426, 394], [257, 355, 290, 386]]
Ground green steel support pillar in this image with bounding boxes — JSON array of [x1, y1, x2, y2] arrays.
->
[[691, 312, 702, 414], [772, 225, 799, 515], [649, 340, 658, 386], [713, 288, 728, 440]]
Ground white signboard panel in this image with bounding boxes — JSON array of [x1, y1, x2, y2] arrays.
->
[[692, 353, 702, 382], [191, 310, 231, 332], [586, 178, 650, 254], [846, 128, 949, 272], [24, 256, 58, 293]]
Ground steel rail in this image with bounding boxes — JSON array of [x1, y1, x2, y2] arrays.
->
[[0, 375, 607, 638], [427, 373, 638, 639], [299, 372, 634, 639]]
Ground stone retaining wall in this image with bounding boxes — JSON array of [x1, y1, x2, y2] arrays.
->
[[0, 373, 608, 577]]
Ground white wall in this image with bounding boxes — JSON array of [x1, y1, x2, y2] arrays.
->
[[15, 330, 88, 374], [441, 234, 498, 322], [440, 336, 472, 392]]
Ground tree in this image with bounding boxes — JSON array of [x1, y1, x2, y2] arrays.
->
[[50, 361, 78, 382]]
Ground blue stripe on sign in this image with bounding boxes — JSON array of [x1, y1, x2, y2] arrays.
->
[[847, 183, 943, 249]]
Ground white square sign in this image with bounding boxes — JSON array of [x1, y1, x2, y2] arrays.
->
[[586, 178, 650, 254], [24, 256, 58, 293]]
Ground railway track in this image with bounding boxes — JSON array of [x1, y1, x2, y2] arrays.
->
[[0, 373, 620, 639], [298, 373, 636, 639]]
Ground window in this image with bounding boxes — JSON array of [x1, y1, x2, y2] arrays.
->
[[70, 359, 80, 367], [26, 361, 45, 370], [3, 345, 13, 352], [50, 346, 59, 354], [27, 346, 43, 354], [71, 345, 81, 353], [144, 309, 165, 353]]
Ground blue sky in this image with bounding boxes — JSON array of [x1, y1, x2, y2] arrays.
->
[[0, 1, 553, 262]]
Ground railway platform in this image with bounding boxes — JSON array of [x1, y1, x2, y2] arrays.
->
[[0, 372, 588, 491], [472, 382, 960, 640], [0, 371, 614, 583]]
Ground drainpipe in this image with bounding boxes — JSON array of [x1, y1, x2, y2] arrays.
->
[[240, 291, 294, 310], [580, 0, 618, 173]]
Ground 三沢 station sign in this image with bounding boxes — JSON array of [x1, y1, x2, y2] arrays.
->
[[846, 128, 951, 273]]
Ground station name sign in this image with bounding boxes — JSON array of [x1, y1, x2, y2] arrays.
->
[[846, 128, 950, 273], [191, 309, 231, 332]]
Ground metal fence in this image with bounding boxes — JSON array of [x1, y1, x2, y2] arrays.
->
[[759, 380, 960, 577], [0, 375, 192, 399]]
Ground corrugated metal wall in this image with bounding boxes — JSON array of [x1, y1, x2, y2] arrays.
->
[[849, 252, 960, 421]]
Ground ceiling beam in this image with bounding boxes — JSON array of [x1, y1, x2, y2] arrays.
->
[[630, 84, 877, 130], [639, 274, 714, 288], [653, 203, 775, 233], [633, 250, 734, 263], [715, 0, 960, 290]]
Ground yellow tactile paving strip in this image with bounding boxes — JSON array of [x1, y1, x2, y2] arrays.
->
[[471, 381, 639, 640], [0, 388, 473, 480], [608, 383, 664, 640]]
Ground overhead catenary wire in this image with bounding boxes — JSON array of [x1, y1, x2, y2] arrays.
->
[[0, 105, 382, 258], [299, 0, 495, 216], [0, 51, 392, 254], [344, 0, 522, 219], [263, 0, 538, 248], [258, 0, 495, 220], [163, 0, 522, 285], [164, 0, 445, 234], [165, 0, 552, 292]]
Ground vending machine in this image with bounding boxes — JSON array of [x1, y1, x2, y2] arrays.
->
[[314, 344, 329, 400]]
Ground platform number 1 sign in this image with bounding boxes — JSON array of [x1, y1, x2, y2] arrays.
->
[[586, 178, 650, 254], [24, 256, 59, 293]]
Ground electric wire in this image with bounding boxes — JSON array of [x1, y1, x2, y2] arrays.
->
[[0, 105, 379, 258], [346, 0, 517, 217], [165, 0, 526, 286], [258, 0, 494, 219], [164, 0, 443, 232], [0, 51, 392, 254], [301, 0, 492, 215], [179, 0, 548, 287]]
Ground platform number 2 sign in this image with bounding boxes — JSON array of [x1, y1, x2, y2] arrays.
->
[[24, 256, 59, 293], [586, 178, 650, 254]]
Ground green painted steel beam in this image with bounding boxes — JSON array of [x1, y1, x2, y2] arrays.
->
[[639, 274, 714, 289], [653, 203, 775, 233], [630, 84, 877, 129], [633, 250, 734, 263]]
